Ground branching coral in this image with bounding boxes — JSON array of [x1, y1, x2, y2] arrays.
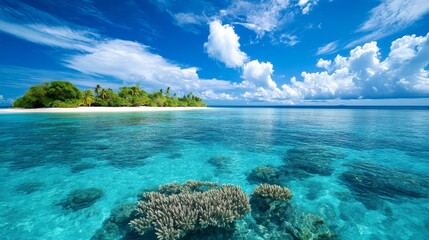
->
[[130, 183, 250, 240], [253, 184, 293, 201]]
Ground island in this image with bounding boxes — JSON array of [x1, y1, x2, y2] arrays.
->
[[12, 80, 207, 108]]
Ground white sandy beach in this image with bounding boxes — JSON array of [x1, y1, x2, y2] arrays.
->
[[0, 106, 208, 113]]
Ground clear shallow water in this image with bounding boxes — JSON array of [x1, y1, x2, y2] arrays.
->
[[1, 107, 429, 239]]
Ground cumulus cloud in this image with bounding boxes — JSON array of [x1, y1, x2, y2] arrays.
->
[[316, 58, 332, 70], [3, 0, 428, 104], [244, 33, 429, 102], [241, 60, 277, 90], [204, 20, 248, 68], [346, 0, 429, 48]]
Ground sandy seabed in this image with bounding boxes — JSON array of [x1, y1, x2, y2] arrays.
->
[[0, 106, 208, 113]]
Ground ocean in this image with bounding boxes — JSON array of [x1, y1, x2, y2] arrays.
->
[[1, 107, 428, 239]]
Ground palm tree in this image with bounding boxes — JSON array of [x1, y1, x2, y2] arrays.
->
[[166, 87, 171, 97], [131, 84, 141, 96], [82, 90, 95, 106], [94, 84, 102, 97], [100, 89, 108, 100]]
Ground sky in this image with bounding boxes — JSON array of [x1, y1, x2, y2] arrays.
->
[[0, 0, 429, 106]]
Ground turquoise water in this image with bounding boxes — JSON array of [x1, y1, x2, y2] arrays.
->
[[1, 107, 428, 239]]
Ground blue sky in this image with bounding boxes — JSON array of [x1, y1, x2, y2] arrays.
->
[[0, 0, 429, 105]]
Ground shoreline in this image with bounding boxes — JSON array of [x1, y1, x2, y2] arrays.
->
[[0, 106, 208, 113]]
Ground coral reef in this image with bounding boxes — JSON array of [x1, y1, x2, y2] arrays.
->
[[283, 146, 344, 176], [59, 188, 104, 211], [247, 165, 282, 185], [91, 202, 139, 240], [106, 154, 150, 169], [341, 162, 429, 209], [253, 184, 293, 201], [130, 182, 250, 240], [250, 184, 335, 240]]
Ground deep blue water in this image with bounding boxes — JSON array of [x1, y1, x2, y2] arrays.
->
[[1, 107, 428, 239]]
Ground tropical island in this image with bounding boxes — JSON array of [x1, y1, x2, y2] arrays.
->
[[12, 81, 206, 108]]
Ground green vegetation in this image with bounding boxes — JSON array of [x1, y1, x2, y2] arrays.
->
[[13, 80, 207, 108]]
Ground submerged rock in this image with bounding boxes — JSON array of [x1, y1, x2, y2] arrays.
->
[[59, 188, 104, 211], [341, 162, 429, 209], [283, 146, 344, 177], [247, 165, 282, 185], [109, 203, 138, 228], [15, 181, 44, 194], [106, 154, 149, 169], [207, 156, 234, 175], [91, 202, 138, 240], [91, 222, 121, 240]]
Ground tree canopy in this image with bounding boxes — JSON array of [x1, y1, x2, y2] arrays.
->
[[13, 81, 207, 108]]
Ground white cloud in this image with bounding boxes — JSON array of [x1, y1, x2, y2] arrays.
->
[[241, 33, 429, 102], [277, 34, 299, 46], [219, 0, 318, 41], [316, 59, 332, 70], [317, 41, 338, 55], [223, 0, 291, 37], [172, 12, 206, 33], [241, 60, 277, 89], [173, 12, 205, 26], [0, 21, 98, 51], [293, 33, 429, 99], [65, 39, 236, 93], [3, 0, 428, 103], [202, 90, 236, 100], [0, 94, 14, 105], [297, 0, 318, 14], [204, 20, 248, 68], [346, 0, 429, 48], [298, 0, 309, 7], [0, 1, 99, 51], [0, 2, 238, 100]]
